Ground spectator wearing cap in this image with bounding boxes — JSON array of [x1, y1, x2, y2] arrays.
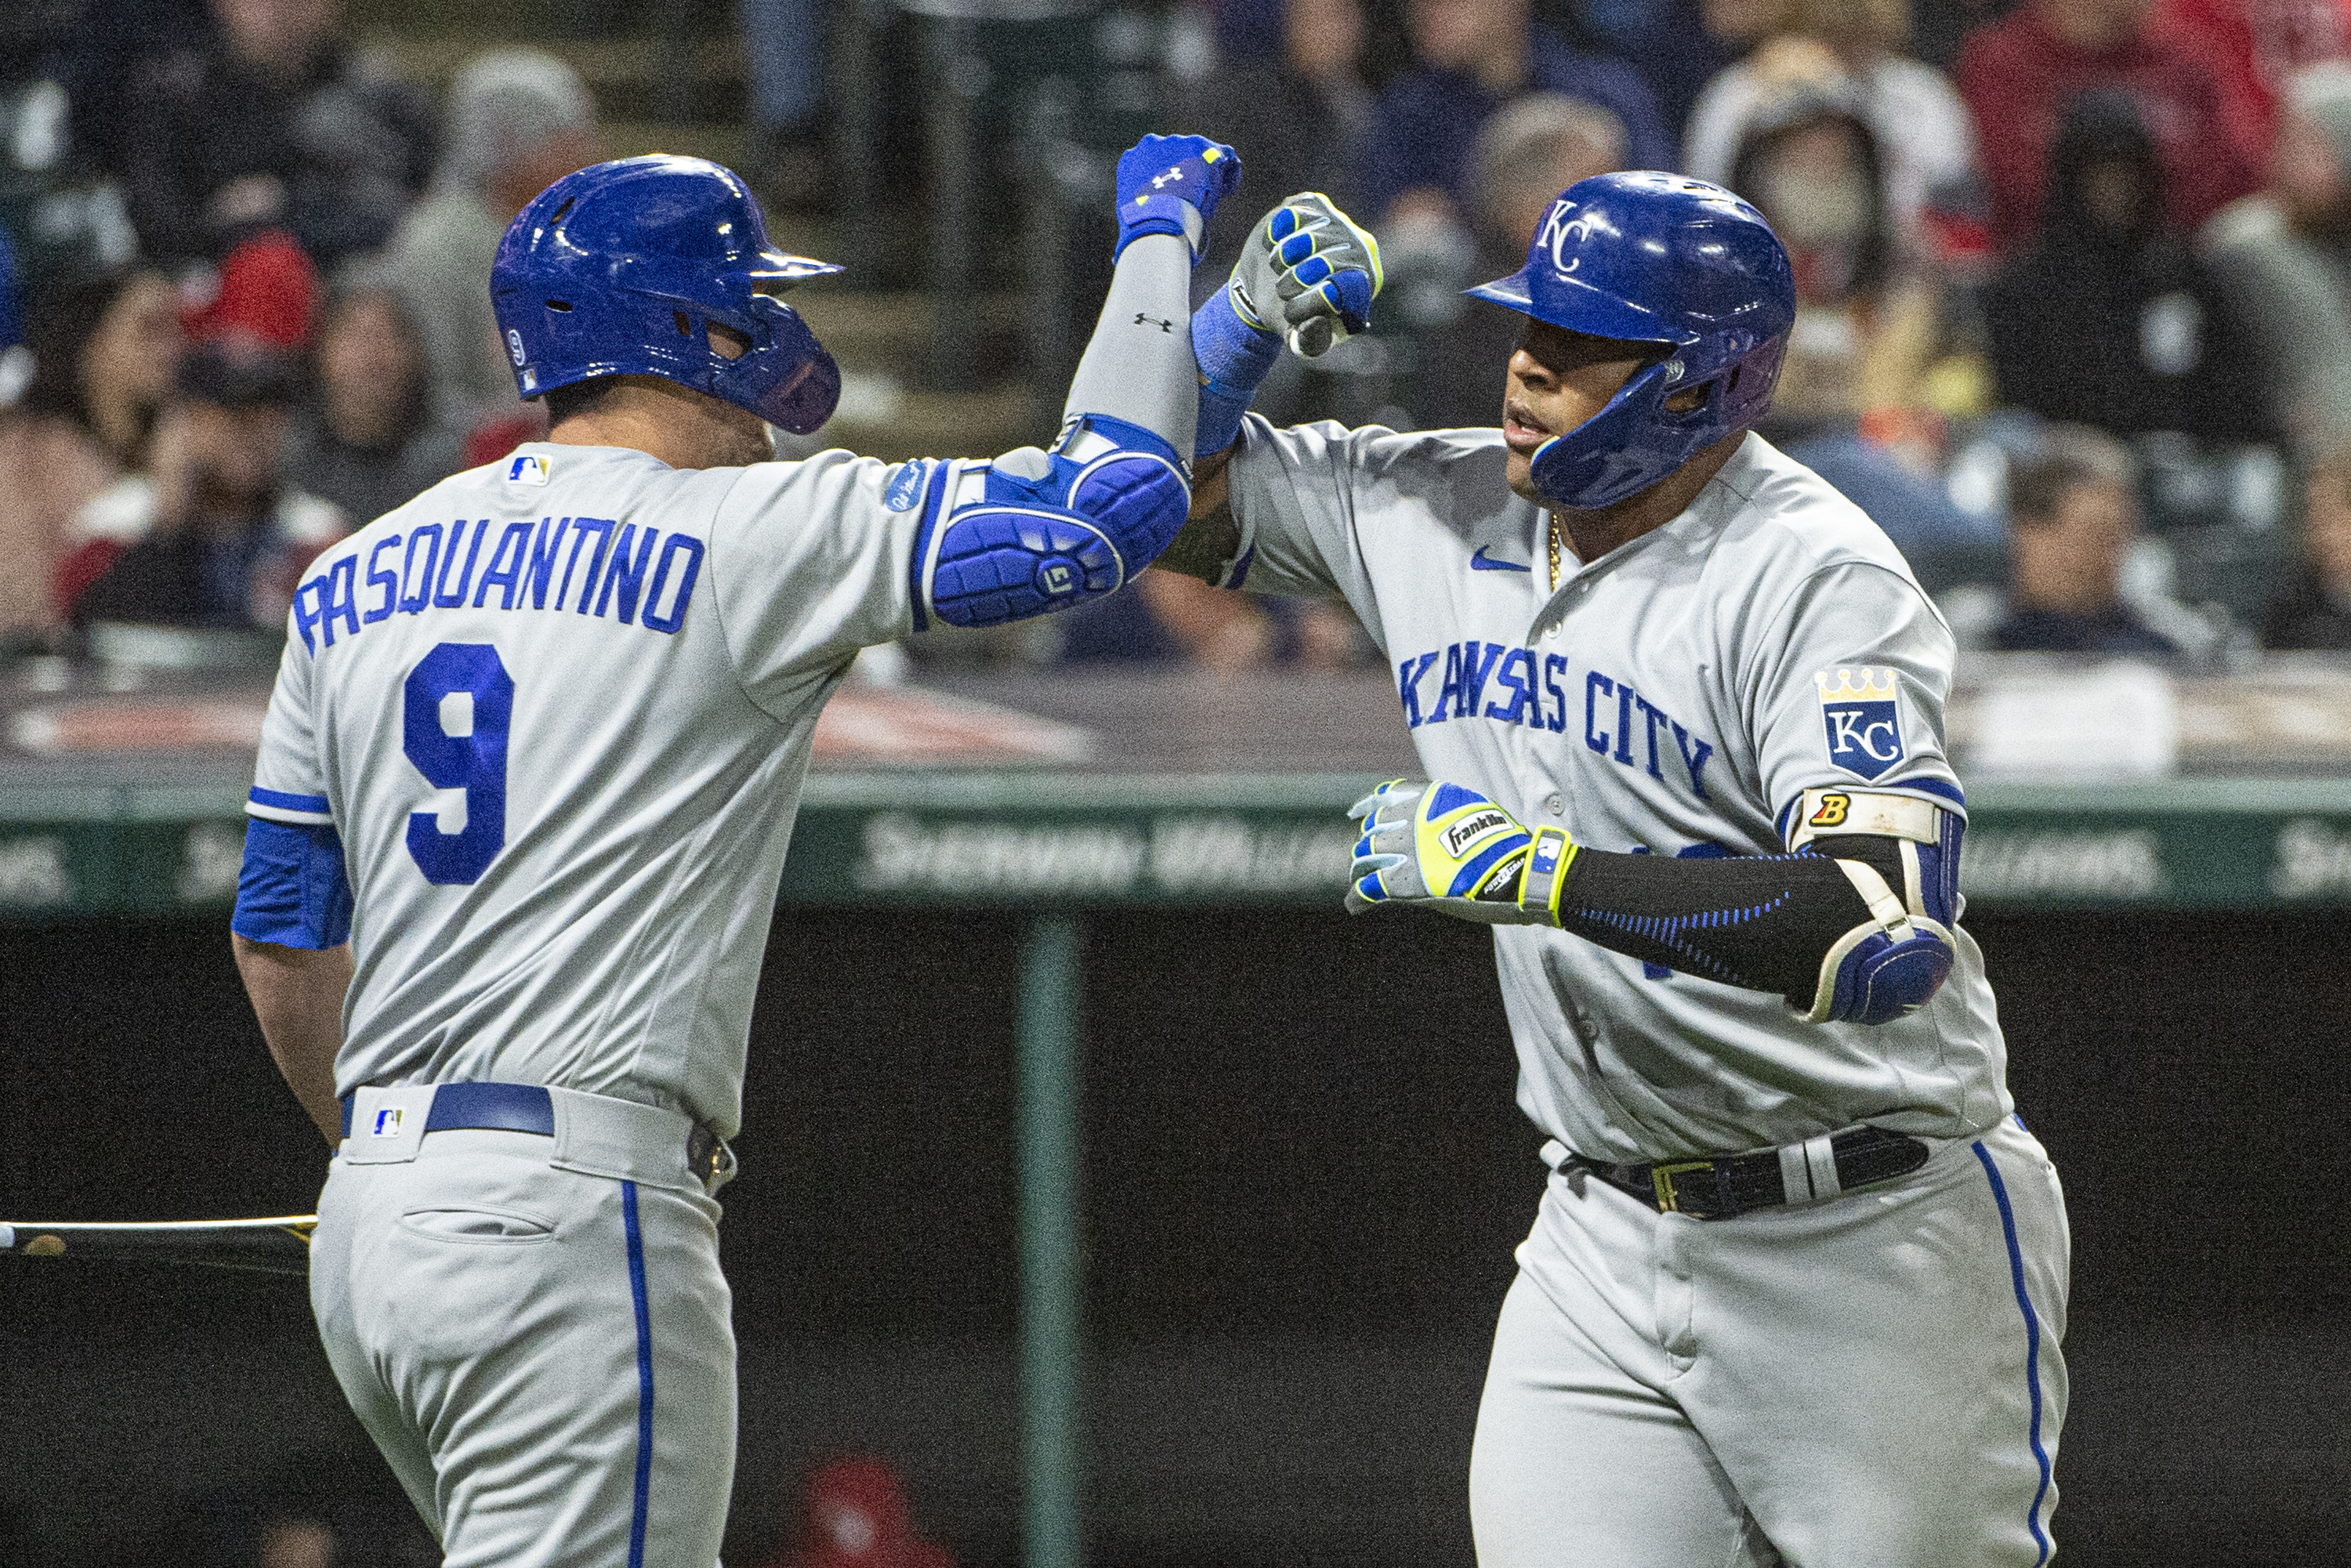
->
[[121, 0, 433, 266], [285, 271, 466, 527], [1359, 0, 1670, 228], [2204, 62, 2351, 464], [0, 266, 184, 640], [1983, 89, 2273, 442], [60, 340, 346, 628], [1409, 92, 1629, 430], [389, 49, 598, 429], [2262, 436, 2351, 646], [1956, 0, 2263, 253], [1992, 426, 2180, 654], [1683, 0, 1980, 255], [182, 230, 322, 356]]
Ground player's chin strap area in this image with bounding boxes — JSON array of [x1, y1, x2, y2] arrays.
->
[[1347, 779, 1962, 1027], [911, 413, 1191, 628]]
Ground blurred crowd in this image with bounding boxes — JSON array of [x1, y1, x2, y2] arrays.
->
[[8, 0, 2351, 675]]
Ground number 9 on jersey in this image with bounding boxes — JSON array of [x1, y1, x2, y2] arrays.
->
[[404, 642, 513, 885]]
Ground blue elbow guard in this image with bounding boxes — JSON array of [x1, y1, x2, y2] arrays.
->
[[232, 817, 354, 948], [1789, 786, 1963, 1024], [915, 414, 1190, 628], [1819, 922, 1955, 1025]]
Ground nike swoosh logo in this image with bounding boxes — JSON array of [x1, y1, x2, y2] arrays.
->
[[1470, 546, 1531, 573]]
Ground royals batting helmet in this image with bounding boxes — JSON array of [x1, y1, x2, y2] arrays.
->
[[491, 155, 843, 434], [1467, 171, 1795, 509]]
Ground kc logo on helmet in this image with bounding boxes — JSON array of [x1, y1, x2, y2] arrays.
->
[[1538, 200, 1596, 274], [1817, 668, 1904, 780]]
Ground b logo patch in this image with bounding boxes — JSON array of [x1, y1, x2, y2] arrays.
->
[[1809, 792, 1851, 827], [1817, 668, 1904, 780]]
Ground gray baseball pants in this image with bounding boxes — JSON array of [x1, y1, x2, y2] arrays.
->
[[1470, 1115, 2069, 1566], [310, 1085, 735, 1566]]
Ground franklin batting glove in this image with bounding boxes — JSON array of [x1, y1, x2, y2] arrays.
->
[[1346, 779, 1576, 925], [1114, 135, 1242, 261]]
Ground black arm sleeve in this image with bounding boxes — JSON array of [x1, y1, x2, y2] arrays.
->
[[1552, 837, 1910, 1007]]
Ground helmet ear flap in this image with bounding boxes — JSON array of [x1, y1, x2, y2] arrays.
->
[[1717, 335, 1788, 427]]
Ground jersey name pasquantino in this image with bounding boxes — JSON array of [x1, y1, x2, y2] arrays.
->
[[289, 516, 706, 654]]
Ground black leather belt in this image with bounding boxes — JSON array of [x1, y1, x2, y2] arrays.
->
[[338, 1084, 735, 1190], [1561, 1126, 1931, 1219]]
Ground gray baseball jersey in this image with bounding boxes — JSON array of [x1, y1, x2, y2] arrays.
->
[[246, 440, 946, 1138], [1226, 418, 2010, 1161]]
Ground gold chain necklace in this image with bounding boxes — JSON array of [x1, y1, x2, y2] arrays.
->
[[1548, 511, 1563, 590]]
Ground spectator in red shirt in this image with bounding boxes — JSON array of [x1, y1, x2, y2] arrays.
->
[[1957, 0, 2264, 251], [2162, 0, 2351, 146]]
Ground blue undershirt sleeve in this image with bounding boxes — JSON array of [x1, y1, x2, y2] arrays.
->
[[232, 817, 354, 949]]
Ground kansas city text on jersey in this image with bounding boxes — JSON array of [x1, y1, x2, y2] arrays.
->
[[1396, 641, 1717, 800], [288, 515, 706, 654]]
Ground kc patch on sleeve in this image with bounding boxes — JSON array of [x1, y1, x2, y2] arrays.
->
[[1816, 667, 1905, 780]]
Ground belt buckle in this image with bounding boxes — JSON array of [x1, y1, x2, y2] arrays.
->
[[1650, 1159, 1714, 1215]]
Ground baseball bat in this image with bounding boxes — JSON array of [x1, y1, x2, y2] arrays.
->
[[1, 1215, 317, 1276]]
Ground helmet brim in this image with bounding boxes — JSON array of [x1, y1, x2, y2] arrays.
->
[[1465, 262, 1700, 349]]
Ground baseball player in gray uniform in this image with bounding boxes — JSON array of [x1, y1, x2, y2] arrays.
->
[[226, 142, 1367, 1563], [1169, 172, 2068, 1564]]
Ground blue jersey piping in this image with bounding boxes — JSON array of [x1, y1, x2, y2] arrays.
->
[[623, 1181, 654, 1568], [1971, 1139, 2053, 1565]]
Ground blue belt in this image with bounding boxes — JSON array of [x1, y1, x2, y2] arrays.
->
[[338, 1082, 554, 1141]]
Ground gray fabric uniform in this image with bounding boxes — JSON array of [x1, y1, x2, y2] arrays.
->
[[249, 233, 1202, 1563], [1225, 418, 2069, 1565]]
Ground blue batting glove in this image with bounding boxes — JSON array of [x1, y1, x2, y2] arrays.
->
[[1114, 134, 1241, 261]]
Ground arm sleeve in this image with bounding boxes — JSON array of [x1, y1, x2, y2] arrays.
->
[[1742, 559, 1967, 841], [1551, 843, 1888, 1009], [712, 237, 1202, 709], [235, 628, 353, 948]]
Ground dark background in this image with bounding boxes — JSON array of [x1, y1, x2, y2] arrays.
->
[[3, 907, 2347, 1566]]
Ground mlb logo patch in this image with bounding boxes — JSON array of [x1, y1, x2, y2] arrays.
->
[[1817, 667, 1905, 780], [507, 454, 551, 486], [371, 1106, 405, 1136]]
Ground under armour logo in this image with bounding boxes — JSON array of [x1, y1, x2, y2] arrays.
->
[[1133, 313, 1175, 332], [1150, 165, 1184, 189]]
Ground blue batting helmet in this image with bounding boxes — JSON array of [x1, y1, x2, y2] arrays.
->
[[1467, 172, 1795, 509], [491, 155, 843, 434]]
